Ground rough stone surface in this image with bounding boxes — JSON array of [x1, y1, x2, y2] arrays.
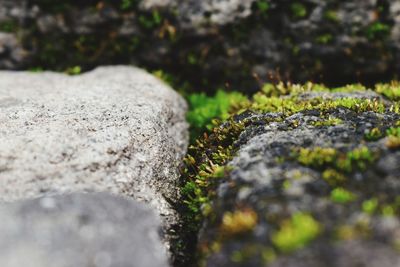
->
[[0, 193, 168, 267], [1, 0, 400, 91], [197, 90, 400, 266], [0, 66, 188, 248]]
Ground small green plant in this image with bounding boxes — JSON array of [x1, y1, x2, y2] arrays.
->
[[330, 188, 356, 204], [322, 169, 346, 186], [138, 10, 163, 29], [187, 90, 247, 139], [295, 146, 376, 174], [324, 10, 339, 22], [382, 205, 395, 217], [272, 213, 321, 253], [344, 146, 375, 171], [375, 83, 400, 101], [256, 0, 270, 13], [332, 84, 366, 93], [65, 66, 82, 75], [291, 3, 307, 18], [220, 209, 258, 236], [312, 116, 342, 127], [121, 0, 136, 10], [364, 128, 383, 141], [295, 147, 337, 168], [0, 21, 17, 33], [366, 22, 390, 40], [387, 127, 400, 137], [316, 34, 333, 44], [362, 198, 378, 214]]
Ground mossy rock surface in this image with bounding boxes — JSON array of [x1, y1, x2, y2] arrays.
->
[[1, 0, 400, 92], [182, 85, 400, 266]]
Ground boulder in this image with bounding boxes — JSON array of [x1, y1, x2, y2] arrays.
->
[[0, 66, 188, 251], [0, 193, 168, 267]]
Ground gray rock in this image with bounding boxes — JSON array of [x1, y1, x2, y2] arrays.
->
[[0, 193, 168, 267], [191, 90, 400, 266], [0, 66, 188, 250]]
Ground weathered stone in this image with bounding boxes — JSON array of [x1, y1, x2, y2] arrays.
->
[[0, 193, 168, 267], [0, 66, 188, 252], [194, 90, 400, 266]]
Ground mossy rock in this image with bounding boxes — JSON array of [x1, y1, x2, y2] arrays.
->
[[181, 83, 400, 266]]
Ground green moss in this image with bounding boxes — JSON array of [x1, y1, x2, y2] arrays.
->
[[382, 205, 395, 217], [220, 209, 258, 236], [324, 10, 339, 22], [362, 198, 378, 214], [65, 65, 82, 75], [249, 86, 387, 115], [330, 188, 356, 204], [366, 22, 390, 40], [311, 116, 342, 127], [375, 83, 400, 101], [364, 127, 383, 141], [332, 84, 367, 93], [120, 0, 137, 10], [296, 147, 337, 168], [187, 53, 198, 65], [391, 126, 400, 139], [294, 146, 376, 174], [343, 146, 375, 171], [181, 118, 246, 229], [272, 213, 321, 253], [29, 67, 45, 73], [316, 34, 333, 44], [138, 10, 163, 29], [186, 90, 247, 139], [291, 3, 307, 19], [322, 169, 346, 186], [255, 0, 270, 13], [0, 21, 18, 33]]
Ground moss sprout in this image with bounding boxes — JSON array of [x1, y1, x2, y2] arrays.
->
[[316, 34, 333, 44], [291, 3, 307, 19], [366, 22, 391, 40], [322, 169, 346, 186], [312, 116, 342, 127], [330, 188, 356, 204], [296, 147, 337, 168], [220, 209, 258, 236], [324, 10, 339, 22], [364, 127, 383, 141], [362, 198, 379, 214], [186, 90, 247, 139], [272, 213, 321, 253], [0, 21, 18, 33], [375, 83, 400, 101], [65, 66, 82, 75], [256, 0, 270, 13]]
